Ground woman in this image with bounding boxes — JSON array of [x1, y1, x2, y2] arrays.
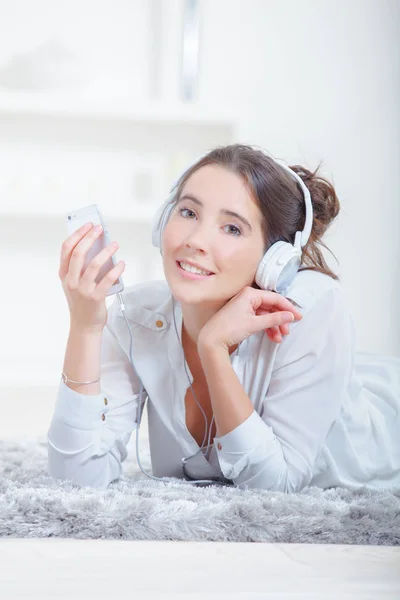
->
[[47, 144, 400, 493]]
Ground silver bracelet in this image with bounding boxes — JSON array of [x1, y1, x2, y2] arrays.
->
[[61, 372, 101, 385]]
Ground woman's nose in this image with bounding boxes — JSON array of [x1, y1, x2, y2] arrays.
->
[[184, 224, 211, 250]]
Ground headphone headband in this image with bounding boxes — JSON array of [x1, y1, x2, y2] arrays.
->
[[272, 158, 313, 250]]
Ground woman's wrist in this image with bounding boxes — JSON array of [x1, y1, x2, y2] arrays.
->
[[69, 320, 105, 337], [63, 324, 104, 395]]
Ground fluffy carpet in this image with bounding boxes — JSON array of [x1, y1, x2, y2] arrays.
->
[[1, 435, 399, 545]]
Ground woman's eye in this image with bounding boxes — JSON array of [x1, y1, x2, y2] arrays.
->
[[224, 224, 242, 236], [178, 207, 242, 236], [179, 208, 196, 218]]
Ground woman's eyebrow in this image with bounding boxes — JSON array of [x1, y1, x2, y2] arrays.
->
[[178, 193, 253, 232]]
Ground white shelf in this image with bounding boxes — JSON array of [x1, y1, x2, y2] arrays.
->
[[0, 206, 158, 223], [0, 91, 238, 127]]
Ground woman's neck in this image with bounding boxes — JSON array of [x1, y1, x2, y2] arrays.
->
[[177, 298, 238, 356], [182, 320, 238, 363]]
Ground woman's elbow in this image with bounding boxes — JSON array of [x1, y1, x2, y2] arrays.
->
[[233, 464, 311, 493], [47, 443, 121, 490]]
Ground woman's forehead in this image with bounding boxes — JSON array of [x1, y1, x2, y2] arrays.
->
[[182, 164, 252, 204]]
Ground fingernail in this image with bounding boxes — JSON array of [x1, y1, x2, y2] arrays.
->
[[94, 224, 103, 232], [283, 313, 294, 322]]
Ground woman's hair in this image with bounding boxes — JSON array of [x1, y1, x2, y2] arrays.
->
[[169, 143, 341, 284]]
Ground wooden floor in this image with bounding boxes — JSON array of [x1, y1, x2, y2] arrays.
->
[[0, 539, 399, 599]]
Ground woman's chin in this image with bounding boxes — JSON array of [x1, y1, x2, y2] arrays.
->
[[169, 286, 209, 304], [165, 265, 240, 305], [167, 278, 211, 302]]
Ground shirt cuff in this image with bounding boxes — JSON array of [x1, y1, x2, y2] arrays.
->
[[214, 410, 274, 453], [213, 411, 276, 481], [53, 379, 109, 430]]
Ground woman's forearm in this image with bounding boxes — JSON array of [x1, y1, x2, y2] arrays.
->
[[198, 344, 254, 437], [62, 324, 103, 395]]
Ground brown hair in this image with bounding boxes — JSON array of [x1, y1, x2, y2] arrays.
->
[[168, 143, 341, 284]]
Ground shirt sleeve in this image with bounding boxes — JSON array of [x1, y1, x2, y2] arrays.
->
[[214, 286, 354, 493], [47, 296, 147, 490]]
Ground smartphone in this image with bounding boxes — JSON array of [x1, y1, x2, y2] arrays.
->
[[66, 204, 124, 296]]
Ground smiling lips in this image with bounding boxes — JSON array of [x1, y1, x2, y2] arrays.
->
[[177, 260, 214, 275], [176, 261, 215, 279]]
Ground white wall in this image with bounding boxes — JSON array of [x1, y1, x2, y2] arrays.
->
[[228, 0, 400, 356]]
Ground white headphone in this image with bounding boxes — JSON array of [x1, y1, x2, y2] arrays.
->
[[152, 148, 313, 293]]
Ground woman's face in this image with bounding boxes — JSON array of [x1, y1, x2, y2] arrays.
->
[[162, 164, 265, 306]]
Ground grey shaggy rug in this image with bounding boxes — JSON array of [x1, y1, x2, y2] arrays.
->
[[1, 435, 399, 545]]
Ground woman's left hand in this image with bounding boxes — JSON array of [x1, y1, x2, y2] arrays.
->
[[197, 286, 303, 353]]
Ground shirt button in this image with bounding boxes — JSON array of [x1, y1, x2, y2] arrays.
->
[[101, 414, 106, 421], [217, 443, 222, 450], [104, 397, 108, 406], [156, 320, 163, 328]]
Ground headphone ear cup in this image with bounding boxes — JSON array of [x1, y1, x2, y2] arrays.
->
[[152, 195, 175, 249], [256, 242, 301, 292]]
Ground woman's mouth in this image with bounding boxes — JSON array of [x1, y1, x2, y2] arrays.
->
[[176, 261, 215, 280]]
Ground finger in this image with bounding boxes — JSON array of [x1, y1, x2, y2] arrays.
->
[[80, 240, 120, 290], [260, 311, 295, 331], [266, 327, 282, 343], [255, 291, 303, 320], [280, 322, 290, 336], [266, 325, 281, 341], [92, 260, 126, 299], [59, 222, 93, 278], [256, 308, 296, 335], [266, 329, 275, 342], [268, 317, 295, 343], [66, 225, 104, 286], [269, 301, 302, 321]]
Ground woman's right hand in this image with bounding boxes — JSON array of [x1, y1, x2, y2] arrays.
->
[[59, 222, 126, 333]]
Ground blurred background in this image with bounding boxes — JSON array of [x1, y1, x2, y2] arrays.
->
[[0, 0, 399, 439]]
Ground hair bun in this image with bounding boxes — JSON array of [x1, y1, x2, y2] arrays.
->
[[290, 164, 340, 233]]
